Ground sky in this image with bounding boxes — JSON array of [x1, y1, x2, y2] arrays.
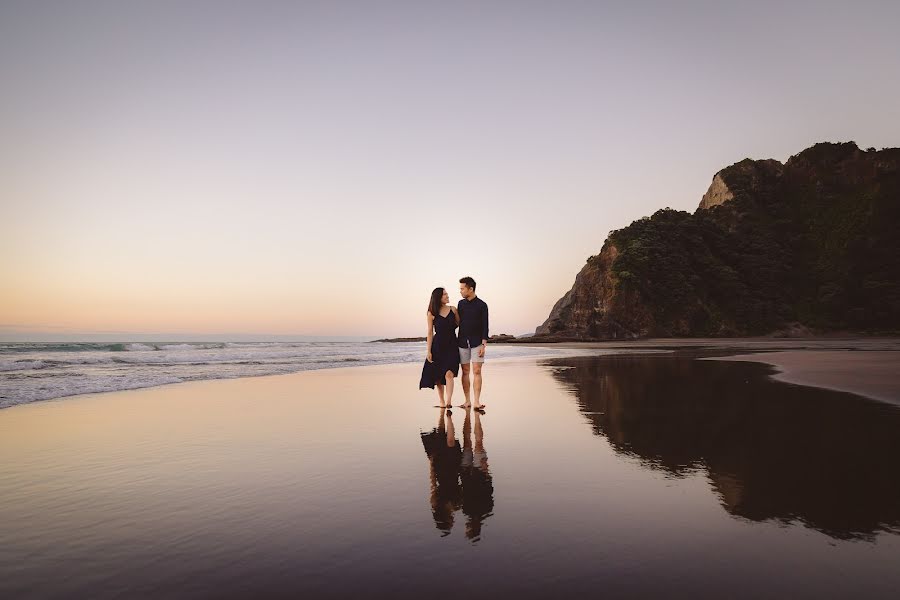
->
[[2, 1, 899, 340]]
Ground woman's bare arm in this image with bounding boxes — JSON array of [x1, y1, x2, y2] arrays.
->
[[425, 311, 434, 361]]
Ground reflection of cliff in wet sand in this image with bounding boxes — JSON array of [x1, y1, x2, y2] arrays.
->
[[544, 355, 900, 540]]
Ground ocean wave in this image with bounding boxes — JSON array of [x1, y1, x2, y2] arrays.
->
[[0, 373, 185, 409], [0, 360, 47, 372], [154, 343, 226, 351], [124, 343, 155, 351], [0, 342, 234, 354], [0, 343, 127, 353]]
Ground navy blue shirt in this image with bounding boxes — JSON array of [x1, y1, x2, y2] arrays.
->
[[457, 296, 489, 348]]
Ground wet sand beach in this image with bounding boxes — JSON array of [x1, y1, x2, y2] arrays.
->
[[704, 350, 900, 406], [527, 338, 900, 406], [2, 351, 899, 598]]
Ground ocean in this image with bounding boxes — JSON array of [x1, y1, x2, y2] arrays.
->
[[0, 341, 570, 408]]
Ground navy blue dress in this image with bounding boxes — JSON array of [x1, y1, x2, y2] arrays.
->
[[419, 309, 461, 389]]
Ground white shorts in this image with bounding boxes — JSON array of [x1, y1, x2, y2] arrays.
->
[[458, 343, 485, 364]]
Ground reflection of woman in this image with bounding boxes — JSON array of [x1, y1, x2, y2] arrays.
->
[[419, 287, 460, 408], [420, 409, 462, 535], [460, 408, 493, 541]]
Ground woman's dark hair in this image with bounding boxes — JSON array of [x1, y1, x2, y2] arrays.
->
[[428, 287, 445, 317], [459, 276, 476, 291]]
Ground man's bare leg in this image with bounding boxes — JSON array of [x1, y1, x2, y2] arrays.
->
[[473, 409, 487, 469], [462, 406, 472, 448], [473, 362, 485, 409], [460, 363, 472, 407]]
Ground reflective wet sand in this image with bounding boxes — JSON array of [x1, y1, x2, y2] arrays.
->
[[1, 355, 899, 598], [707, 350, 900, 405]]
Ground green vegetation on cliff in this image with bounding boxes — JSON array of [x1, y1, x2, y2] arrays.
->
[[605, 142, 900, 335], [537, 141, 900, 338]]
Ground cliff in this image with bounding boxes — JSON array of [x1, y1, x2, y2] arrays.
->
[[536, 142, 900, 339], [535, 243, 655, 338]]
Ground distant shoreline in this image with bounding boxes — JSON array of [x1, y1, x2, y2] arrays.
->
[[374, 333, 899, 344], [507, 336, 900, 350]]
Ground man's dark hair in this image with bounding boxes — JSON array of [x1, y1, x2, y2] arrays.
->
[[459, 276, 476, 291]]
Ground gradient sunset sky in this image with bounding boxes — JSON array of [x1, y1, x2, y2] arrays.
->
[[2, 1, 899, 339]]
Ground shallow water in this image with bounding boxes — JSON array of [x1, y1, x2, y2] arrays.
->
[[1, 355, 898, 598]]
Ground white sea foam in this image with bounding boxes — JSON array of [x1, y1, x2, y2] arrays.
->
[[0, 360, 47, 372], [156, 343, 225, 351], [0, 373, 185, 408], [125, 343, 156, 351]]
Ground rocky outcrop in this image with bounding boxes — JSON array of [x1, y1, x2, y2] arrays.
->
[[698, 173, 733, 209], [697, 159, 784, 212], [536, 243, 655, 339], [534, 141, 900, 339], [487, 334, 517, 342]]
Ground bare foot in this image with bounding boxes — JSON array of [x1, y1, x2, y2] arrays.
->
[[474, 404, 486, 411], [459, 403, 471, 408]]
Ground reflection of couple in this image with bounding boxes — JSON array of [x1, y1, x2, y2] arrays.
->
[[420, 406, 493, 541], [418, 276, 489, 410]]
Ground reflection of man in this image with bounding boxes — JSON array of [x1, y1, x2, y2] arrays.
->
[[460, 407, 493, 541], [458, 276, 489, 410], [420, 410, 461, 535]]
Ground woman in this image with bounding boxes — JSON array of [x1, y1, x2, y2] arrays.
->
[[419, 287, 461, 408]]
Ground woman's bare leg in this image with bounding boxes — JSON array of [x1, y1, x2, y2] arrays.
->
[[436, 383, 446, 407], [444, 371, 455, 406], [445, 408, 456, 447]]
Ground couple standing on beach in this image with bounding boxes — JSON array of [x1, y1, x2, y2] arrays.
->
[[419, 276, 489, 411]]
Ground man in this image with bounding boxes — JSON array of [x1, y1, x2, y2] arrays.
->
[[457, 276, 489, 410]]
